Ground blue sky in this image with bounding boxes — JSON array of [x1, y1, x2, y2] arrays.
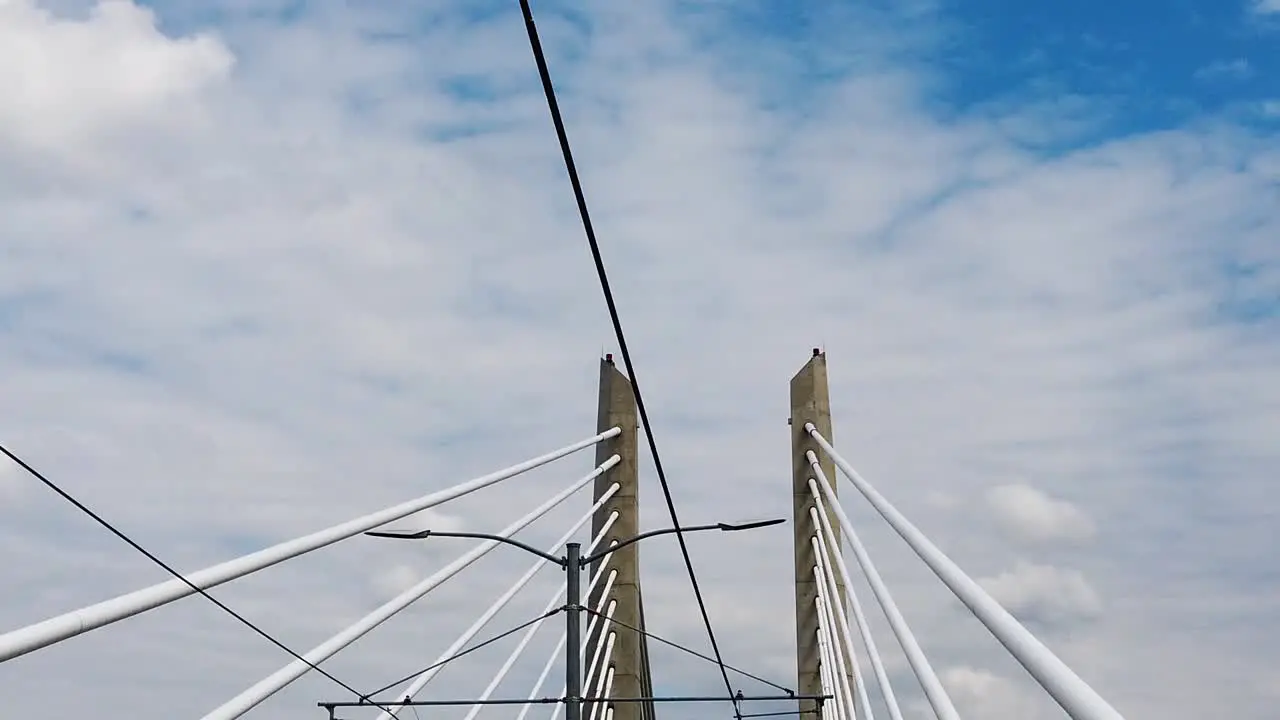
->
[[0, 1, 1278, 719]]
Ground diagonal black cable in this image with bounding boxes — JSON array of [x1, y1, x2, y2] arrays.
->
[[515, 3, 742, 717], [579, 605, 794, 695], [0, 443, 397, 716], [364, 605, 564, 699]]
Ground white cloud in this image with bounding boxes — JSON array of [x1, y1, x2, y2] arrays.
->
[[1193, 58, 1252, 81], [0, 1, 1276, 718], [941, 666, 1053, 720], [372, 564, 420, 598], [1254, 0, 1280, 15], [0, 0, 233, 150], [985, 484, 1095, 544], [979, 562, 1103, 625]]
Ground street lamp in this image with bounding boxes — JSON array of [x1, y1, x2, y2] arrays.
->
[[366, 518, 786, 720]]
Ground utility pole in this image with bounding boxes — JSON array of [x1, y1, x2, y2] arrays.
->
[[590, 354, 648, 720], [566, 542, 584, 720], [790, 349, 850, 717]]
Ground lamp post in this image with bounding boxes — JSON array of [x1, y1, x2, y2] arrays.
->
[[366, 519, 786, 720]]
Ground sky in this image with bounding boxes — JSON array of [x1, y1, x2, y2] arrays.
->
[[0, 0, 1277, 718]]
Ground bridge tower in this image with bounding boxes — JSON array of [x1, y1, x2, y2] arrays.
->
[[590, 355, 655, 720], [790, 350, 852, 717]]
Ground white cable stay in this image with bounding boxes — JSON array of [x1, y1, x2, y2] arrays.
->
[[602, 666, 617, 720], [464, 512, 621, 720], [814, 572, 856, 720], [586, 634, 616, 720], [374, 485, 623, 720], [581, 572, 618, 664], [815, 598, 850, 720], [0, 428, 620, 663], [806, 471, 960, 720], [817, 628, 838, 720], [810, 514, 881, 720], [806, 426, 1126, 720], [203, 456, 619, 720], [581, 600, 618, 709], [589, 662, 616, 720], [551, 598, 616, 720], [518, 544, 618, 720], [810, 500, 904, 720]]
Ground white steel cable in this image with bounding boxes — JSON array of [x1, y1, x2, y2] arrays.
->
[[466, 512, 621, 720], [806, 428, 1125, 720], [578, 571, 618, 689], [814, 573, 856, 720], [375, 484, 623, 720], [0, 428, 620, 662], [815, 598, 850, 720], [810, 493, 905, 720], [811, 519, 877, 720], [551, 598, 616, 720], [582, 572, 619, 663], [805, 470, 960, 720], [581, 601, 617, 706], [518, 543, 619, 720], [589, 663, 616, 720], [586, 634, 616, 720], [602, 666, 616, 717], [520, 633, 565, 720], [817, 628, 839, 720], [204, 457, 619, 720]]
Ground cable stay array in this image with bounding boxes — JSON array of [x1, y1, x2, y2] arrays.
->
[[798, 420, 1128, 720]]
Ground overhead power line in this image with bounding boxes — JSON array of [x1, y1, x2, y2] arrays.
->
[[0, 443, 392, 714], [514, 2, 742, 716]]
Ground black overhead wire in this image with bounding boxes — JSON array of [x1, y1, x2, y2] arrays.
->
[[515, 2, 743, 717], [579, 605, 795, 696], [0, 444, 397, 716], [363, 605, 564, 700]]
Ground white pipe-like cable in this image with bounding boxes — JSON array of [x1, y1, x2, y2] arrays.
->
[[811, 522, 877, 720], [814, 572, 856, 720], [468, 512, 620, 720], [806, 428, 1125, 720], [586, 634, 616, 720], [581, 572, 618, 662], [806, 471, 960, 720], [816, 597, 850, 720], [0, 428, 620, 662], [376, 485, 624, 720], [519, 633, 565, 720], [518, 545, 618, 720], [602, 666, 616, 713], [581, 568, 619, 671], [817, 628, 839, 720], [581, 601, 617, 705], [550, 598, 616, 720], [810, 492, 905, 720], [589, 663, 616, 720], [204, 457, 619, 720]]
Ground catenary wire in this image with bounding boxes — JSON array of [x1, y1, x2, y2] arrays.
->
[[0, 443, 396, 715], [514, 2, 742, 716]]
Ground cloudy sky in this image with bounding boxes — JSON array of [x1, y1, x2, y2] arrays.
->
[[1, 0, 1278, 718]]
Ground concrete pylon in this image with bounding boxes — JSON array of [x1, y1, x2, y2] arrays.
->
[[588, 355, 649, 720], [790, 349, 850, 717]]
